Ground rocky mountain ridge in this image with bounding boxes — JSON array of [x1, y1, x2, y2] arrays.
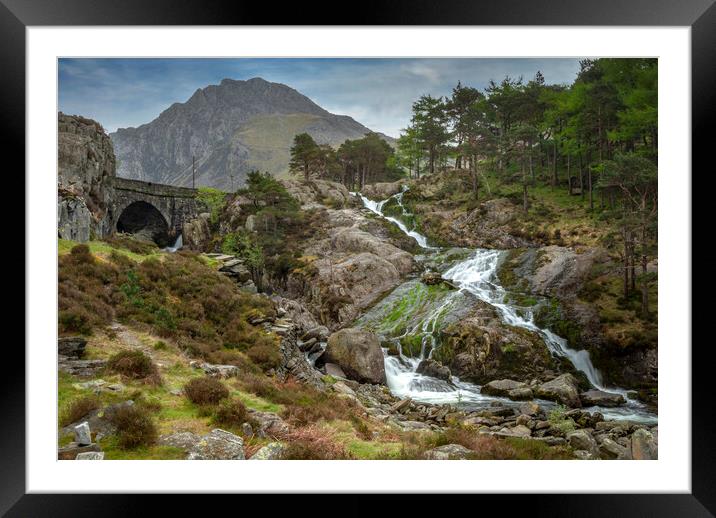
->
[[110, 77, 394, 190]]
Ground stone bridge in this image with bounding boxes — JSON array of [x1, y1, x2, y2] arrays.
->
[[110, 177, 203, 247]]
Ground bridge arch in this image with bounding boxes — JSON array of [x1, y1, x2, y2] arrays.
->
[[116, 200, 171, 247]]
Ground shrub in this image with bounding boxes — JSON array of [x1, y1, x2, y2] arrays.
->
[[60, 395, 100, 427], [211, 398, 253, 430], [107, 350, 161, 385], [106, 404, 158, 449], [280, 425, 351, 460], [183, 376, 229, 405], [245, 343, 282, 370]]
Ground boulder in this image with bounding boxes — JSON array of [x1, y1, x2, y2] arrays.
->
[[330, 227, 414, 276], [58, 358, 107, 378], [573, 450, 594, 460], [424, 444, 472, 460], [536, 374, 582, 408], [187, 429, 245, 460], [192, 362, 240, 379], [438, 300, 556, 385], [158, 432, 202, 452], [361, 181, 404, 200], [481, 379, 533, 400], [324, 362, 347, 379], [302, 326, 330, 343], [248, 410, 290, 438], [631, 428, 658, 460], [580, 389, 626, 408], [566, 430, 598, 454], [58, 336, 87, 359], [519, 401, 543, 417], [249, 442, 286, 460], [183, 213, 212, 250], [599, 437, 630, 460], [324, 328, 386, 385], [74, 422, 92, 446], [415, 359, 451, 382], [420, 271, 456, 289]]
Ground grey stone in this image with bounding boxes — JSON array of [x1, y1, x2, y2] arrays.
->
[[631, 428, 658, 460], [324, 328, 386, 385], [567, 430, 597, 454], [536, 374, 581, 408], [415, 359, 452, 382], [74, 422, 92, 445], [187, 429, 245, 460], [249, 442, 286, 460], [76, 452, 104, 460], [58, 336, 87, 359], [580, 389, 626, 407], [324, 362, 347, 379], [424, 444, 472, 460]]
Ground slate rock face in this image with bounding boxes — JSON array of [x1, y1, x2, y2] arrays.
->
[[58, 113, 116, 241]]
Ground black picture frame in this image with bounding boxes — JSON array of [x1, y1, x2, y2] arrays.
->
[[6, 0, 712, 514]]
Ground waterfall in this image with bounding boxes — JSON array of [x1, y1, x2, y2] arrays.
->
[[354, 189, 655, 422], [163, 233, 183, 253]]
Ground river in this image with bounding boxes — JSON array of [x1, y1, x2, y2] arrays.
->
[[354, 188, 657, 424]]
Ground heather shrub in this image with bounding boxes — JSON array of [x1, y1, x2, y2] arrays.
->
[[59, 395, 100, 427], [107, 350, 161, 385], [211, 398, 253, 430], [106, 404, 158, 449], [183, 376, 229, 405]]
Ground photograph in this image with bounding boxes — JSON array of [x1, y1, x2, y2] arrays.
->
[[56, 56, 660, 462]]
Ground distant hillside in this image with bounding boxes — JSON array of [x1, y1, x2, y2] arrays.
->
[[110, 77, 395, 189]]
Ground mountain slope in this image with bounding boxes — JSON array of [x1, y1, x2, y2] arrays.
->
[[110, 77, 394, 189]]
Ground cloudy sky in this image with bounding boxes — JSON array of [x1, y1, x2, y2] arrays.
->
[[59, 58, 582, 137]]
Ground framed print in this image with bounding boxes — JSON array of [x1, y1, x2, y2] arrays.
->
[[7, 0, 713, 514]]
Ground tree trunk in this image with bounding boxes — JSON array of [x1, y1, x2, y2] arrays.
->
[[588, 168, 593, 210], [552, 140, 558, 187]]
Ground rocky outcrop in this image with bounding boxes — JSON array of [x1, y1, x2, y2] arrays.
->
[[282, 179, 353, 209], [186, 429, 245, 460], [435, 300, 556, 385], [183, 212, 212, 250], [329, 226, 414, 276], [58, 113, 116, 241], [323, 328, 386, 385], [361, 181, 404, 200]]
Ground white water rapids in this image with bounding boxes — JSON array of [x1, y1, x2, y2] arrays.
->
[[355, 188, 656, 423]]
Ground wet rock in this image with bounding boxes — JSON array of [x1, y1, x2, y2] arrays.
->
[[415, 359, 452, 382], [324, 328, 386, 385], [424, 444, 472, 460], [536, 374, 581, 408], [481, 379, 532, 400], [580, 389, 626, 407], [187, 429, 245, 460]]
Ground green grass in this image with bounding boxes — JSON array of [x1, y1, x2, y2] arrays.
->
[[99, 435, 186, 460], [233, 390, 284, 414], [58, 239, 161, 262]]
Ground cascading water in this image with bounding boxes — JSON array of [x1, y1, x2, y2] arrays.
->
[[356, 188, 656, 423], [163, 234, 183, 253]]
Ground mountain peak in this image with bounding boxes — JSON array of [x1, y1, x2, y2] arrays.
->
[[109, 80, 388, 190]]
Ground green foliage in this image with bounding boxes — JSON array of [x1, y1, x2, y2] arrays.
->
[[547, 405, 576, 435], [211, 397, 253, 430], [197, 187, 227, 226]]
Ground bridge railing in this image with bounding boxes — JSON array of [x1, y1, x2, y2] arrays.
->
[[111, 176, 198, 198]]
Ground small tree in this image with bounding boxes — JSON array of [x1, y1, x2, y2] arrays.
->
[[289, 133, 320, 181]]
